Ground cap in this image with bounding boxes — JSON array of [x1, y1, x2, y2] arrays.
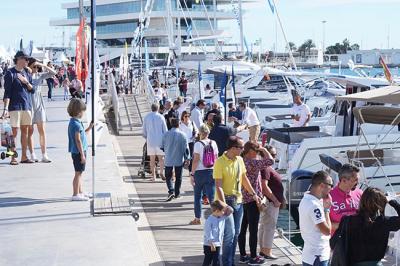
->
[[14, 50, 30, 60]]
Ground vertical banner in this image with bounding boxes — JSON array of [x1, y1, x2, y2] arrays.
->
[[231, 63, 236, 107], [75, 19, 84, 82], [144, 39, 150, 73], [220, 69, 228, 122], [198, 61, 203, 100]]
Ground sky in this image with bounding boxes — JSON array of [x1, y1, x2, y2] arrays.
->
[[0, 0, 399, 52]]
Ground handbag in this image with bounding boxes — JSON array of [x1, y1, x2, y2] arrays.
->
[[330, 216, 351, 266]]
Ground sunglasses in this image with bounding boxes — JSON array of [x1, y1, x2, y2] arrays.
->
[[270, 153, 277, 157], [234, 146, 244, 150], [184, 115, 190, 118], [323, 182, 334, 188], [32, 65, 39, 69]]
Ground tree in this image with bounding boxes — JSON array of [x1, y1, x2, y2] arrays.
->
[[297, 43, 306, 56], [342, 38, 351, 53], [304, 39, 315, 55], [350, 43, 360, 51], [288, 42, 296, 51]]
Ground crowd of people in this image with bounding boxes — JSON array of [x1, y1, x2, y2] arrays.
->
[[142, 74, 400, 266], [142, 86, 286, 265]]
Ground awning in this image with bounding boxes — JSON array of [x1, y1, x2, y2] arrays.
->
[[336, 86, 400, 105], [353, 106, 400, 125]]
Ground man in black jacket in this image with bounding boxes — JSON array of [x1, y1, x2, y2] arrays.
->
[[209, 114, 234, 156]]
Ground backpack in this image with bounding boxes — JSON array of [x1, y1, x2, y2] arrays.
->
[[198, 140, 216, 168]]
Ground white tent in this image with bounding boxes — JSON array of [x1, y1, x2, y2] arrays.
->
[[336, 86, 400, 105]]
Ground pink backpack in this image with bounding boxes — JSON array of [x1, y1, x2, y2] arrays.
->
[[199, 140, 216, 168]]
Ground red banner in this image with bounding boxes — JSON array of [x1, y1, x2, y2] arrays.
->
[[75, 19, 84, 83], [379, 56, 393, 84]]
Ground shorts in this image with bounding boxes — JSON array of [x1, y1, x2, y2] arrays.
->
[[147, 144, 164, 156], [9, 110, 32, 127], [32, 108, 46, 124], [72, 152, 86, 172]]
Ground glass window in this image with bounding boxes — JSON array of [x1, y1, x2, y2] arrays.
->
[[67, 1, 142, 19], [97, 22, 138, 34]]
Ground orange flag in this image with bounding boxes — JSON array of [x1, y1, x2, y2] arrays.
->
[[379, 56, 393, 84]]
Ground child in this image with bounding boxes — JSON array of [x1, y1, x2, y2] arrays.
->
[[62, 78, 70, 101], [67, 99, 94, 201], [202, 200, 233, 266]]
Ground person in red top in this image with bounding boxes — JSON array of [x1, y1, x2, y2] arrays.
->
[[178, 72, 188, 97], [329, 164, 363, 234]]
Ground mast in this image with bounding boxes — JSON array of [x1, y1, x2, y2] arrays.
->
[[238, 0, 244, 55]]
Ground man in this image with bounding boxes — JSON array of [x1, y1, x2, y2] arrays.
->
[[291, 94, 311, 127], [165, 100, 180, 130], [259, 145, 284, 260], [228, 103, 242, 123], [213, 136, 261, 266], [143, 103, 167, 181], [238, 101, 260, 142], [209, 114, 233, 156], [177, 96, 192, 117], [2, 51, 35, 165], [161, 118, 189, 201], [204, 102, 221, 122], [329, 164, 362, 234], [178, 72, 188, 97], [299, 170, 333, 266], [191, 99, 206, 129]]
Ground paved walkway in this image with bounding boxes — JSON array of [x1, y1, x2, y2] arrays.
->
[[115, 94, 302, 265], [0, 89, 149, 266]]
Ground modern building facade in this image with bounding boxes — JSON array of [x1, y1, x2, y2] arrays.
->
[[50, 0, 255, 60]]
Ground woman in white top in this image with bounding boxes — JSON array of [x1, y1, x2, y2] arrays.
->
[[179, 111, 198, 173], [189, 124, 219, 225], [27, 58, 57, 163]]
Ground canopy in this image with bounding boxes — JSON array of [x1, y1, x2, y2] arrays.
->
[[336, 86, 400, 105], [353, 106, 400, 125]]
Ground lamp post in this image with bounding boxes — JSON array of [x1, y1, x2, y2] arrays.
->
[[322, 20, 327, 61]]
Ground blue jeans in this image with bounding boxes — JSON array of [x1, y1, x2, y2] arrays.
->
[[193, 169, 215, 218], [302, 256, 329, 266], [165, 166, 183, 196], [222, 199, 243, 266], [47, 79, 54, 99]]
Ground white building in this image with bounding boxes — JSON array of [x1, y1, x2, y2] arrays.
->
[[338, 49, 400, 66], [50, 0, 256, 61]]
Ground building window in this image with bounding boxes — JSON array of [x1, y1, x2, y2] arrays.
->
[[67, 1, 142, 19], [356, 54, 362, 64], [97, 22, 138, 34]]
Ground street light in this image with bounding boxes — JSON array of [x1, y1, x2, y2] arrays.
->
[[322, 20, 327, 60]]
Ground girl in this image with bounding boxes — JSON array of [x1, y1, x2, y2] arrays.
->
[[62, 78, 70, 100], [179, 111, 197, 173]]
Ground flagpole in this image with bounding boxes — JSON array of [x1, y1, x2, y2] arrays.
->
[[90, 0, 96, 215]]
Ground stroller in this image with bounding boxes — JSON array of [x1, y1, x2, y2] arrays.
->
[[0, 119, 18, 160], [137, 142, 159, 179]]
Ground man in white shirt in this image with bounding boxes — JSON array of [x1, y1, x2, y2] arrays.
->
[[238, 101, 260, 142], [291, 94, 311, 127], [143, 103, 168, 181], [191, 99, 206, 129], [298, 170, 333, 266]]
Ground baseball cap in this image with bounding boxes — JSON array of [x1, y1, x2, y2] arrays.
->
[[14, 50, 31, 60]]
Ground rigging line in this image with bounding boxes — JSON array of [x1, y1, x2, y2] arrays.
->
[[181, 0, 209, 54], [177, 0, 208, 54]]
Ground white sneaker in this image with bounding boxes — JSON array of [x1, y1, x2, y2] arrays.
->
[[71, 195, 89, 201], [31, 153, 39, 163], [41, 155, 52, 163], [80, 192, 93, 198]]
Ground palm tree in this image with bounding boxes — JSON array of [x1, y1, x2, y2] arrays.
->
[[288, 42, 296, 52], [304, 39, 315, 55]]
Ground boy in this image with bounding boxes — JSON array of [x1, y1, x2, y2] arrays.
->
[[203, 200, 233, 266], [67, 99, 94, 201]]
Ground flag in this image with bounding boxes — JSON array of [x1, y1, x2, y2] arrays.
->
[[379, 56, 393, 84], [25, 40, 33, 56], [244, 37, 250, 58], [75, 19, 85, 84], [144, 39, 150, 73], [19, 38, 23, 51], [231, 64, 236, 107], [220, 69, 228, 105], [186, 24, 192, 38], [267, 0, 275, 14]]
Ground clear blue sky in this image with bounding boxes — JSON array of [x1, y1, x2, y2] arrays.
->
[[0, 0, 399, 51]]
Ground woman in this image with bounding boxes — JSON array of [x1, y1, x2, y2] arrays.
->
[[189, 124, 218, 225], [333, 187, 400, 266], [45, 62, 55, 101], [69, 77, 83, 98], [238, 141, 273, 265], [27, 58, 57, 163], [258, 145, 284, 260], [179, 111, 198, 173]]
